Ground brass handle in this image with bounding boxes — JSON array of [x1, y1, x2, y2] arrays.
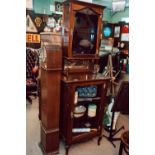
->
[[103, 83, 106, 89], [71, 112, 73, 119], [70, 28, 73, 37]]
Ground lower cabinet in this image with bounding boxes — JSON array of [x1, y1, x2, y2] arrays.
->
[[60, 75, 109, 155]]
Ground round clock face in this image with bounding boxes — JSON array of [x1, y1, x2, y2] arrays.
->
[[103, 27, 112, 37]]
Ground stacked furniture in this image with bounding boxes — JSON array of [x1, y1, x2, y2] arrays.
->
[[60, 1, 109, 154], [38, 1, 112, 154]]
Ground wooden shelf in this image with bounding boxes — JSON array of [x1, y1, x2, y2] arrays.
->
[[72, 129, 98, 136], [63, 56, 99, 60], [72, 129, 100, 143], [77, 97, 101, 102], [72, 121, 99, 140], [73, 111, 99, 130]]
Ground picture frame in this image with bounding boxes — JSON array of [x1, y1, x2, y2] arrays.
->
[[114, 26, 120, 38], [55, 1, 63, 12], [121, 33, 129, 41]]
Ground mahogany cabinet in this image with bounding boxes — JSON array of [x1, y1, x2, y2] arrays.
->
[[60, 1, 109, 154], [60, 74, 109, 154], [62, 0, 105, 58], [39, 33, 62, 155]]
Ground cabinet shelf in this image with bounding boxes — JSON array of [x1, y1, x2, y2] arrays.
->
[[72, 129, 100, 143], [63, 56, 99, 60], [72, 121, 98, 138], [72, 128, 98, 137], [77, 97, 101, 102], [73, 114, 98, 129]]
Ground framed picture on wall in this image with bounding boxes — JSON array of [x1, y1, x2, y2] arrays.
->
[[121, 24, 129, 41], [121, 33, 129, 41], [55, 1, 63, 12], [114, 26, 120, 38]]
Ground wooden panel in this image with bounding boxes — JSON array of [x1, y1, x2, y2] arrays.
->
[[47, 71, 61, 129], [72, 2, 104, 14], [63, 3, 70, 30], [62, 2, 70, 57], [96, 14, 102, 55], [41, 69, 61, 129], [45, 45, 62, 69], [72, 130, 101, 143], [60, 82, 75, 144], [41, 125, 59, 154], [112, 81, 129, 114], [40, 68, 48, 127], [40, 45, 62, 155]]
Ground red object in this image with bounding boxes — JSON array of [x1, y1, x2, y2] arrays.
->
[[32, 66, 38, 73], [123, 50, 129, 55], [123, 63, 126, 71], [26, 79, 33, 85], [122, 25, 129, 33]]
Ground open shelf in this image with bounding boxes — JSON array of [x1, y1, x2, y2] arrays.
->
[[72, 129, 98, 137], [73, 111, 99, 129], [72, 119, 99, 141], [78, 97, 101, 102], [72, 129, 100, 143]]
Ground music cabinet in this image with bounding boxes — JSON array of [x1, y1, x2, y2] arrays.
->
[[39, 33, 62, 155], [60, 1, 109, 154]]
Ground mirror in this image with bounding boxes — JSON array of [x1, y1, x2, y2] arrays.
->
[[72, 8, 98, 55]]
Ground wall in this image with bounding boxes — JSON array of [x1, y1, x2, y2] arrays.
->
[[33, 0, 62, 15], [103, 8, 112, 22], [111, 7, 129, 23], [102, 7, 129, 23], [32, 0, 128, 23]]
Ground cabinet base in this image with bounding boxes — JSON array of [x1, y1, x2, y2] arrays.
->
[[39, 142, 59, 155], [40, 125, 59, 155]]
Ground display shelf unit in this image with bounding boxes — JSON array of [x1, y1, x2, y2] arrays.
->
[[60, 74, 109, 154], [60, 1, 108, 155]]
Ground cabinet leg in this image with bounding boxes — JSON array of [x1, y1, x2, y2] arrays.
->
[[65, 145, 70, 155], [119, 141, 123, 155], [98, 136, 102, 145]]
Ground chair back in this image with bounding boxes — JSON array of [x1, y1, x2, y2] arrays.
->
[[112, 81, 129, 114], [26, 48, 39, 79]]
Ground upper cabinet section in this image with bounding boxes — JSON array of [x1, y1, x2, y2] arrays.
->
[[72, 8, 98, 55], [62, 0, 105, 59]]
